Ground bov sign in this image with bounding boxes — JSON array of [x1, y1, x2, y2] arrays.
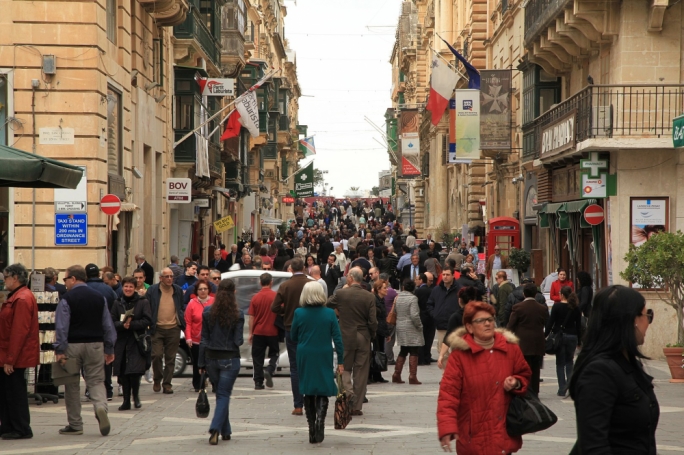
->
[[674, 115, 684, 148], [294, 162, 314, 197]]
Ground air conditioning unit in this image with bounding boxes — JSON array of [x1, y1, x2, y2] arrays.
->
[[591, 105, 613, 137]]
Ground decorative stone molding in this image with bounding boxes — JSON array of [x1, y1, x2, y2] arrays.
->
[[648, 0, 669, 32], [148, 0, 189, 26]]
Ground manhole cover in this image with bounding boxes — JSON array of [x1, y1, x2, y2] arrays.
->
[[345, 427, 388, 434]]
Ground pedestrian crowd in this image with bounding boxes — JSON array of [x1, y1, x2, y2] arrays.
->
[[0, 197, 661, 453]]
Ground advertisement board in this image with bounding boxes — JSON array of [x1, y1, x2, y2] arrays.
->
[[455, 90, 481, 160]]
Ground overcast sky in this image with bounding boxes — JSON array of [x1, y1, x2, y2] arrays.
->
[[285, 0, 400, 197]]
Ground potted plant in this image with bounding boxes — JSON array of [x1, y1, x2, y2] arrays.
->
[[508, 247, 531, 283], [621, 231, 684, 381]]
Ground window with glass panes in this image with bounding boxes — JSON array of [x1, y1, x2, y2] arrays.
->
[[522, 65, 561, 125]]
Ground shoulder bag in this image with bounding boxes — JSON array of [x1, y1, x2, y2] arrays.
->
[[195, 372, 211, 418], [334, 372, 353, 430], [545, 307, 573, 355], [506, 391, 558, 436], [386, 296, 398, 326]]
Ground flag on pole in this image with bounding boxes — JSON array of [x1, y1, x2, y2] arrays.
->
[[298, 137, 316, 157], [438, 35, 480, 90], [426, 56, 460, 126], [219, 109, 242, 141], [294, 161, 314, 197]]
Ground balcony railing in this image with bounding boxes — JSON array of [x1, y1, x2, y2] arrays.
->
[[174, 8, 221, 69], [522, 84, 684, 161], [278, 115, 289, 131], [524, 0, 572, 46]]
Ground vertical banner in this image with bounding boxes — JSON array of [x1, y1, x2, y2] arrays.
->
[[294, 161, 315, 197], [455, 89, 481, 160], [400, 110, 421, 177], [480, 70, 512, 149], [449, 98, 472, 165]]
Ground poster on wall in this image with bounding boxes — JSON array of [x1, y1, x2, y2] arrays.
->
[[455, 89, 481, 160], [400, 109, 421, 177], [480, 70, 511, 149], [449, 99, 473, 164], [630, 198, 668, 247]]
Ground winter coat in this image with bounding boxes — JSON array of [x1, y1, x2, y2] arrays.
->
[[394, 291, 424, 347], [184, 296, 215, 344], [427, 281, 461, 330], [437, 328, 531, 455], [0, 286, 39, 368], [374, 295, 390, 339], [110, 294, 153, 376], [578, 285, 593, 318], [550, 279, 574, 304], [502, 286, 547, 327]]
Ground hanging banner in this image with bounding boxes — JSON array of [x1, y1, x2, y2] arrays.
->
[[455, 89, 481, 160], [480, 70, 511, 149], [294, 161, 315, 197], [400, 110, 421, 177], [449, 98, 473, 165]]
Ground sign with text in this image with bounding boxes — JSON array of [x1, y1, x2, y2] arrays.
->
[[39, 127, 75, 145], [55, 214, 88, 245], [674, 115, 684, 148], [541, 110, 576, 157], [213, 215, 235, 234], [480, 70, 511, 149], [54, 166, 87, 213], [166, 178, 192, 203], [294, 162, 314, 197], [630, 198, 667, 247], [399, 109, 421, 177], [282, 196, 295, 204], [581, 173, 607, 198], [197, 78, 235, 97], [455, 89, 481, 160]]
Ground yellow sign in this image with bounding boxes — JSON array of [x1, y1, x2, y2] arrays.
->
[[213, 215, 235, 234]]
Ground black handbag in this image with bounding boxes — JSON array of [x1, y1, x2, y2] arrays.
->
[[195, 372, 211, 418], [506, 391, 558, 436], [134, 330, 152, 358], [371, 350, 388, 372], [545, 309, 573, 355]]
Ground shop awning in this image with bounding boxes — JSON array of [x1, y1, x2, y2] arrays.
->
[[564, 199, 596, 213], [0, 144, 83, 188], [558, 199, 596, 229], [538, 202, 565, 228], [261, 216, 283, 225]]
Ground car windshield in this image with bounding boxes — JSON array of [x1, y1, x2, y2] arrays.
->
[[233, 276, 289, 313]]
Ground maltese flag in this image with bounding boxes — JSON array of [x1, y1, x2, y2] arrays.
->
[[426, 56, 459, 126]]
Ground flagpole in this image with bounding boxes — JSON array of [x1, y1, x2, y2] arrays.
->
[[430, 46, 467, 81], [208, 108, 235, 138], [281, 158, 315, 183], [173, 68, 280, 149]]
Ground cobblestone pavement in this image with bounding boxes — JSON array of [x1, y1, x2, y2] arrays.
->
[[2, 352, 683, 455]]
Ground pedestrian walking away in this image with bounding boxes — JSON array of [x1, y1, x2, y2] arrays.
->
[[110, 277, 152, 410], [290, 282, 344, 443], [391, 279, 424, 385], [198, 279, 245, 445], [248, 273, 279, 390], [546, 285, 582, 396], [54, 265, 117, 437]]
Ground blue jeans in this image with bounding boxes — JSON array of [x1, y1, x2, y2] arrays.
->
[[285, 330, 304, 408], [207, 358, 240, 436], [556, 334, 578, 394]]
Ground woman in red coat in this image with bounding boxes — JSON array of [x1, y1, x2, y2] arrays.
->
[[549, 269, 574, 304], [437, 301, 531, 454], [0, 264, 39, 439], [185, 283, 215, 392]]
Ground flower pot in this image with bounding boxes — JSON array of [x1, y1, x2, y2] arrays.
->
[[663, 347, 684, 382]]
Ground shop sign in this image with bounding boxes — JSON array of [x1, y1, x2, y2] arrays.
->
[[166, 178, 192, 203], [197, 78, 235, 97], [213, 215, 235, 234], [581, 173, 607, 198], [674, 115, 684, 148], [541, 110, 576, 157]]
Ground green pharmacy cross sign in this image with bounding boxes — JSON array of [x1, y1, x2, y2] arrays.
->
[[674, 115, 684, 148]]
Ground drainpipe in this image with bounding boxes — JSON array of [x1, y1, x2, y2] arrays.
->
[[31, 79, 39, 273]]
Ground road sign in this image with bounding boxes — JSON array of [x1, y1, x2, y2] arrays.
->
[[55, 201, 86, 213], [282, 196, 295, 204], [584, 204, 604, 226], [100, 194, 121, 215], [55, 214, 88, 245], [167, 178, 192, 203]]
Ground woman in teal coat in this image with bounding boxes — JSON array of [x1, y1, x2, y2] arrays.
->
[[290, 281, 344, 444]]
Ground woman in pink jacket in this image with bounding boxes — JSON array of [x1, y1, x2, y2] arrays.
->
[[185, 284, 214, 391]]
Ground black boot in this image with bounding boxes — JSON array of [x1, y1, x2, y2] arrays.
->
[[315, 396, 329, 443], [118, 377, 131, 411], [304, 395, 317, 444], [131, 375, 142, 409]]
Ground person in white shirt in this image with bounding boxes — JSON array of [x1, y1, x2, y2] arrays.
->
[[310, 266, 328, 296], [333, 245, 347, 271]]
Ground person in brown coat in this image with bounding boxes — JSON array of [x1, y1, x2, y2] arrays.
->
[[507, 282, 549, 395], [270, 257, 310, 415], [327, 267, 377, 415], [485, 245, 509, 279]]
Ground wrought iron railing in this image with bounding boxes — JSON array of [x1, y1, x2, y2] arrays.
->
[[522, 84, 684, 161], [524, 0, 572, 46]]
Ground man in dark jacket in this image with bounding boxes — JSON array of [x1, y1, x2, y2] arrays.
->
[[501, 278, 548, 327], [427, 267, 460, 366], [270, 258, 310, 415], [400, 253, 426, 283], [415, 273, 435, 365], [456, 265, 487, 299], [146, 268, 184, 394], [507, 283, 549, 395], [210, 249, 230, 273], [321, 254, 341, 297], [318, 235, 335, 263], [135, 254, 154, 285]]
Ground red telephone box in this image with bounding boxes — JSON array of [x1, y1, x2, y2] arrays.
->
[[486, 217, 521, 262]]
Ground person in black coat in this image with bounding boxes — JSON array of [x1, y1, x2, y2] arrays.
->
[[455, 265, 486, 300], [400, 253, 426, 283], [210, 250, 230, 274], [321, 255, 341, 297], [501, 278, 548, 327], [414, 273, 435, 365], [436, 286, 478, 369], [318, 236, 335, 264], [569, 285, 658, 454], [369, 280, 390, 383], [135, 254, 155, 285], [576, 271, 594, 318], [110, 277, 153, 411]]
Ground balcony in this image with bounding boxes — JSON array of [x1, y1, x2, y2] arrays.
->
[[522, 84, 684, 162], [524, 0, 571, 46], [174, 4, 222, 71]]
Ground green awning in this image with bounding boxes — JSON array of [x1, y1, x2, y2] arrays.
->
[[538, 202, 565, 228], [558, 199, 596, 229], [564, 199, 596, 213], [0, 144, 83, 188]]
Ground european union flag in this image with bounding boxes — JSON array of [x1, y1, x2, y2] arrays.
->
[[438, 35, 480, 90]]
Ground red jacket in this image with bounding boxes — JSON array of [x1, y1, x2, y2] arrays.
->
[[437, 328, 531, 455], [0, 286, 39, 368], [550, 279, 574, 304], [184, 296, 214, 344]]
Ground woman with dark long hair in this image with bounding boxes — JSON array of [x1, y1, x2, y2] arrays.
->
[[198, 279, 244, 445], [370, 279, 390, 383], [545, 285, 582, 396], [111, 277, 152, 411], [568, 285, 658, 454]]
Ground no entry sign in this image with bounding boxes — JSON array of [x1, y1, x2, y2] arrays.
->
[[584, 204, 604, 226], [100, 194, 121, 215]]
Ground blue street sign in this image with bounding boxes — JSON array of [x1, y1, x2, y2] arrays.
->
[[55, 214, 88, 245]]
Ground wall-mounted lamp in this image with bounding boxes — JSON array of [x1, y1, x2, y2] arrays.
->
[[154, 93, 166, 103], [132, 166, 143, 179]]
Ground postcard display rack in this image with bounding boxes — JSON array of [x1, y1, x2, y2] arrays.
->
[[27, 291, 60, 404]]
